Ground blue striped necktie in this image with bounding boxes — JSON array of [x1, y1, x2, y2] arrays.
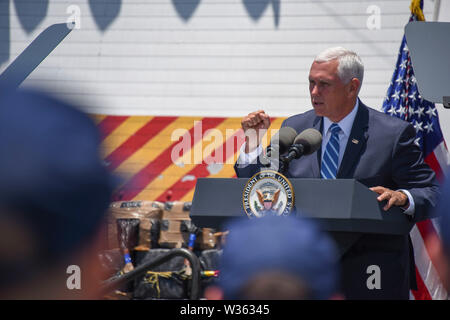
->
[[321, 123, 341, 179]]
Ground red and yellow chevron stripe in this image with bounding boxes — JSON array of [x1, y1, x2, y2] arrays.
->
[[92, 115, 285, 202]]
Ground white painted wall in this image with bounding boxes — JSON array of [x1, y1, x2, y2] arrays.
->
[[1, 0, 448, 143]]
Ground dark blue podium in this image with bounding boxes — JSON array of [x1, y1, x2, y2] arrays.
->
[[190, 178, 414, 256]]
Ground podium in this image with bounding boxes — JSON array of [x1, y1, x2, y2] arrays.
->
[[190, 178, 414, 256]]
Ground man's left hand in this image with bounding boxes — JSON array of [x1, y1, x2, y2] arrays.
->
[[370, 186, 409, 211]]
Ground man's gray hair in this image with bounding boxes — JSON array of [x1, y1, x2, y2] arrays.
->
[[314, 47, 364, 90]]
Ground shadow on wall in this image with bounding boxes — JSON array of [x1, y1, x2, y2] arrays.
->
[[172, 0, 281, 26], [1, 0, 50, 68], [14, 0, 49, 33], [172, 0, 201, 21], [0, 1, 10, 67], [89, 0, 122, 31], [0, 0, 281, 68], [0, 0, 123, 68], [243, 0, 280, 27]]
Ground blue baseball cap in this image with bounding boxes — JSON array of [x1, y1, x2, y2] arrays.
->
[[0, 88, 116, 272], [219, 215, 340, 299]]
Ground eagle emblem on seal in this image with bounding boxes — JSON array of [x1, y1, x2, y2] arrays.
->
[[256, 189, 281, 211], [242, 170, 294, 218]]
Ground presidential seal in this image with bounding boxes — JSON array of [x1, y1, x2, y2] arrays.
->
[[242, 170, 295, 218]]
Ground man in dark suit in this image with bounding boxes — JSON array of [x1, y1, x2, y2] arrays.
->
[[234, 47, 440, 299]]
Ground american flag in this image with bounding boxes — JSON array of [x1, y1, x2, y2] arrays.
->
[[382, 6, 449, 300]]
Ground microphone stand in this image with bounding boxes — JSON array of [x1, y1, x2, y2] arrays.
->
[[262, 153, 286, 174], [262, 144, 304, 175], [279, 144, 304, 175], [278, 155, 288, 175]]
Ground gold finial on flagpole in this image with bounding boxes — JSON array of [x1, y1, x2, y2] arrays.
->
[[410, 0, 425, 21]]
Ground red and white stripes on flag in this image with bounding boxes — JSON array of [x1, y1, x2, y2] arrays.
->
[[410, 143, 449, 300]]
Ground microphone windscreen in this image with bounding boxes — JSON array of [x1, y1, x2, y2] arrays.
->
[[271, 126, 297, 154], [293, 128, 322, 155]]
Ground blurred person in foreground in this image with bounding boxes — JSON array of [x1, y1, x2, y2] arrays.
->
[[427, 175, 450, 294], [204, 215, 342, 300], [0, 87, 115, 299]]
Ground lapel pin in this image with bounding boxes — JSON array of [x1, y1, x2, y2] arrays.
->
[[352, 139, 359, 144]]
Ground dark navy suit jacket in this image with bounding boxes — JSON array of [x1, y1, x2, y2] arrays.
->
[[234, 100, 440, 299]]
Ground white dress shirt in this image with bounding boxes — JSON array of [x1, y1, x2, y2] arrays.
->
[[321, 100, 359, 170]]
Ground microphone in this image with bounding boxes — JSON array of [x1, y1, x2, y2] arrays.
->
[[284, 128, 322, 162], [263, 127, 297, 163]]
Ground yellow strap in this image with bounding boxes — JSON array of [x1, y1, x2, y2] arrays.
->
[[143, 271, 173, 299], [410, 0, 425, 21], [142, 269, 191, 298]]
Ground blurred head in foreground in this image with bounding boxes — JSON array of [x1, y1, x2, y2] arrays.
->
[[205, 215, 341, 300], [0, 88, 115, 299], [428, 176, 450, 293]]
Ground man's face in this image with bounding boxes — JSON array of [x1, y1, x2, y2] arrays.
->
[[308, 59, 355, 122]]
